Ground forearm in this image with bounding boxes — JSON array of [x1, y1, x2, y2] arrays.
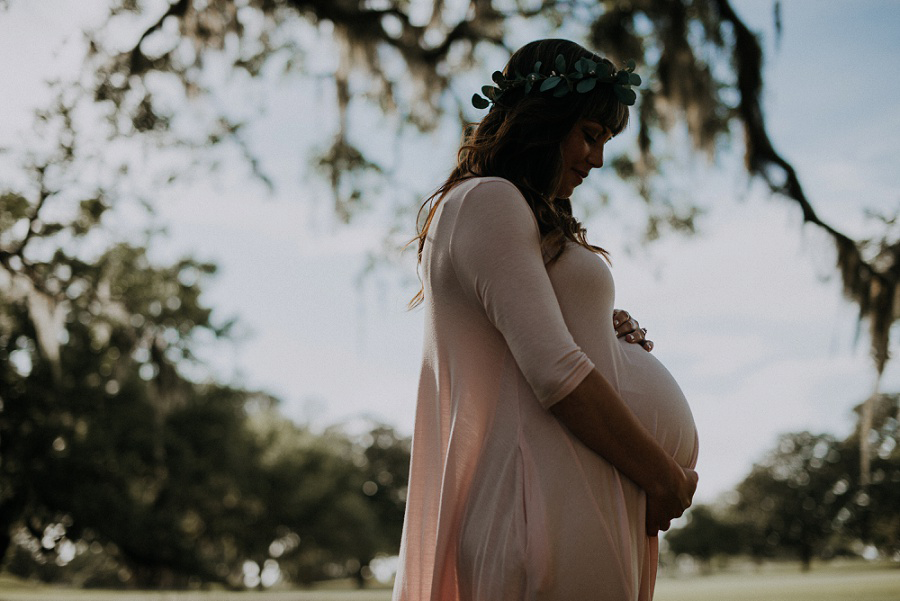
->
[[550, 369, 678, 497]]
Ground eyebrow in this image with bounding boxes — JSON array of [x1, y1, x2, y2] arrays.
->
[[583, 121, 612, 136]]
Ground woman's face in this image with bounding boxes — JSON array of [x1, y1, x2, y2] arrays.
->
[[557, 118, 613, 198]]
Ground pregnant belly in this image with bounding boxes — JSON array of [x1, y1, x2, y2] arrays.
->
[[614, 342, 698, 468]]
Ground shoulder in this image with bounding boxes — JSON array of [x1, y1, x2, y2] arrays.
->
[[451, 176, 522, 199], [445, 176, 536, 228]]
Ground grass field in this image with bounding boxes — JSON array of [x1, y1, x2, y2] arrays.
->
[[653, 561, 900, 601], [1, 562, 898, 601]]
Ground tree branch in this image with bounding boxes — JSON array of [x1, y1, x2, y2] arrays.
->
[[715, 0, 898, 375]]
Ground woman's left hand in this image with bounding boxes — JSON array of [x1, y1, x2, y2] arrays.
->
[[613, 309, 653, 352]]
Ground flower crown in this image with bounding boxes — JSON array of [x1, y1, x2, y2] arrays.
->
[[472, 55, 642, 109]]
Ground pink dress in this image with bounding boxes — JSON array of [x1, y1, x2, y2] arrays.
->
[[393, 177, 698, 601]]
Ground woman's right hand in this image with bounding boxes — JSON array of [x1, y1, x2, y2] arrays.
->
[[645, 466, 698, 537]]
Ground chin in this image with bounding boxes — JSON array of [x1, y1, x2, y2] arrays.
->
[[557, 186, 575, 199]]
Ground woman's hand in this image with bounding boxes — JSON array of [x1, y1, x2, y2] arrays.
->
[[645, 466, 699, 537], [612, 309, 653, 352]]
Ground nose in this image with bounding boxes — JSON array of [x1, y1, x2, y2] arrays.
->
[[588, 144, 604, 168]]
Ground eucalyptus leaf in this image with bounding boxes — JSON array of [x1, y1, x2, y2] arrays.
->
[[540, 76, 561, 92], [614, 86, 637, 106], [554, 54, 566, 73], [575, 58, 595, 74], [472, 94, 489, 109], [576, 78, 597, 93], [472, 53, 643, 109]]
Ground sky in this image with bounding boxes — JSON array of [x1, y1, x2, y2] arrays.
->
[[2, 0, 899, 506]]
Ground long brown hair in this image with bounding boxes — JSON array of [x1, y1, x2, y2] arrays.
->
[[409, 39, 631, 308]]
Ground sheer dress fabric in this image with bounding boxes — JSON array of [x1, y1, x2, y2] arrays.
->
[[393, 177, 698, 601]]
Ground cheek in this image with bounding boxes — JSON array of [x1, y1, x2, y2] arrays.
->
[[562, 139, 588, 166]]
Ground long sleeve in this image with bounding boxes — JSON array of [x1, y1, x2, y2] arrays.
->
[[448, 178, 594, 407]]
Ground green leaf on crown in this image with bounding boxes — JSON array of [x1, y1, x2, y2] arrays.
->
[[554, 54, 566, 74], [471, 56, 642, 109], [482, 85, 501, 100], [540, 76, 561, 92], [614, 86, 637, 106], [575, 58, 596, 74], [576, 78, 597, 93]]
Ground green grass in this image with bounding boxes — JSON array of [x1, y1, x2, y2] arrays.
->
[[1, 562, 898, 601], [654, 561, 900, 601]]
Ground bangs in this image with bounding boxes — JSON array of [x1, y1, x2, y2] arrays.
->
[[583, 84, 630, 135]]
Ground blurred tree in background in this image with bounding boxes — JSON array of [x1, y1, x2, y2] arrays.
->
[[733, 432, 847, 571], [666, 394, 900, 571], [840, 394, 900, 558], [665, 504, 741, 572], [0, 152, 410, 586], [0, 86, 410, 584]]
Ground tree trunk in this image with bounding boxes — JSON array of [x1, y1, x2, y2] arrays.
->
[[0, 525, 11, 567], [0, 498, 22, 569]]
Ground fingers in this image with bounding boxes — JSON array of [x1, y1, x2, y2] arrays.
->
[[622, 324, 641, 341], [645, 500, 659, 537], [675, 468, 699, 513], [634, 327, 653, 352], [614, 310, 654, 351], [646, 517, 671, 537], [647, 468, 699, 537], [613, 310, 638, 338], [684, 467, 699, 500], [645, 498, 673, 537]]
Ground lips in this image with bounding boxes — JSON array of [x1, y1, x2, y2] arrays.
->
[[573, 169, 589, 179]]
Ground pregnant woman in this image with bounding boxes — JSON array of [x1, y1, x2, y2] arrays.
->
[[394, 39, 699, 601]]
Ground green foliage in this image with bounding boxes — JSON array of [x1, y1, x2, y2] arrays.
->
[[0, 70, 410, 590], [667, 402, 900, 571], [0, 193, 30, 232], [841, 394, 900, 555], [732, 432, 847, 569], [0, 291, 411, 587], [471, 53, 641, 109], [665, 504, 741, 567]]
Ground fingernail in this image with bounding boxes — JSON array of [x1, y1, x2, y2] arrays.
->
[[613, 320, 619, 326]]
